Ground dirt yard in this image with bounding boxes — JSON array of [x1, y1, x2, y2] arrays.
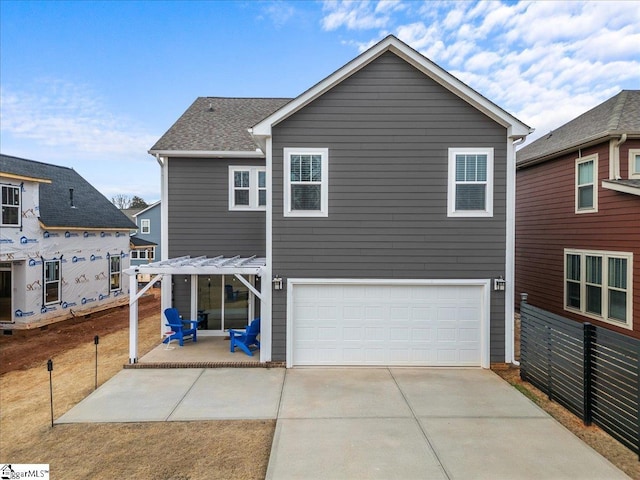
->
[[0, 293, 274, 479], [1, 298, 638, 479]]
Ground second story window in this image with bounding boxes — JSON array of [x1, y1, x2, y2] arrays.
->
[[284, 148, 329, 217], [629, 149, 640, 179], [140, 219, 150, 234], [1, 185, 20, 226], [228, 166, 267, 211], [576, 155, 598, 213], [447, 148, 494, 217]]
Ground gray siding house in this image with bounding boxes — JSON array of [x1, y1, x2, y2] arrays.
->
[[131, 36, 531, 367]]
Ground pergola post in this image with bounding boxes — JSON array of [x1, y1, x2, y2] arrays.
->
[[128, 272, 139, 364]]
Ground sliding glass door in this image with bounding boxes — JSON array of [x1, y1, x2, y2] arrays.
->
[[197, 275, 255, 334]]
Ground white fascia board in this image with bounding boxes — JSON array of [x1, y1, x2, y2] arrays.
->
[[251, 35, 532, 139], [148, 150, 265, 159], [133, 200, 161, 218]]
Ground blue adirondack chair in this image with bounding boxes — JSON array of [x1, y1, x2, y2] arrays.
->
[[229, 318, 260, 356], [163, 308, 200, 347]]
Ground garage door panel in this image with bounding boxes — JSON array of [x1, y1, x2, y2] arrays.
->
[[291, 283, 484, 366]]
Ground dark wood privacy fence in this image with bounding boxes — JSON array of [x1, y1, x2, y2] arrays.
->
[[520, 295, 639, 458]]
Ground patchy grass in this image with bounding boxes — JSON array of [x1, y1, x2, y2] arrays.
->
[[0, 295, 274, 479]]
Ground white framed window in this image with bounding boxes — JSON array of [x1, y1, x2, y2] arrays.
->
[[109, 254, 122, 292], [575, 154, 598, 213], [629, 149, 640, 179], [564, 249, 633, 329], [44, 259, 61, 305], [1, 185, 20, 226], [447, 148, 494, 217], [140, 219, 150, 234], [228, 166, 267, 211], [284, 148, 329, 217], [131, 248, 155, 260]]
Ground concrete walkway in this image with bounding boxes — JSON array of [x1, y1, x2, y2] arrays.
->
[[57, 368, 629, 479]]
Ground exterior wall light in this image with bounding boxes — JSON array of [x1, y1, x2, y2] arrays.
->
[[272, 275, 283, 290], [494, 276, 506, 291]]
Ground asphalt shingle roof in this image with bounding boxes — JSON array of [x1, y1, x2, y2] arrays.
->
[[149, 97, 292, 152], [0, 154, 137, 230], [130, 236, 157, 247], [517, 90, 640, 165]]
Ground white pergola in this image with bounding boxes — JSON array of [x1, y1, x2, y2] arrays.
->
[[123, 255, 267, 364]]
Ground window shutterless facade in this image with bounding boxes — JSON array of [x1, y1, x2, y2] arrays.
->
[[1, 185, 20, 226], [109, 255, 121, 292], [44, 259, 61, 305], [564, 249, 633, 329], [284, 148, 329, 217], [228, 166, 267, 211], [447, 148, 494, 217], [140, 219, 150, 234], [575, 154, 598, 213]]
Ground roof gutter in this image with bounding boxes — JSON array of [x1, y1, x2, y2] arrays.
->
[[148, 149, 265, 159]]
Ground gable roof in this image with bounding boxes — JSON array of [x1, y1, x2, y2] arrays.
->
[[133, 200, 160, 217], [250, 35, 531, 147], [517, 90, 640, 167], [149, 97, 291, 156], [0, 154, 137, 230]]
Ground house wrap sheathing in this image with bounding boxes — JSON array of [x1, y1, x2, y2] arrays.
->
[[1, 154, 137, 328]]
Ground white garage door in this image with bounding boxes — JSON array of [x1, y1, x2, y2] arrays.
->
[[289, 282, 486, 367]]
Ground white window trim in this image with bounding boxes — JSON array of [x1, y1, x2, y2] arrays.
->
[[1, 184, 21, 227], [629, 149, 640, 179], [575, 154, 598, 214], [109, 254, 122, 292], [228, 166, 267, 211], [44, 259, 61, 306], [564, 248, 633, 330], [140, 219, 150, 234], [447, 147, 494, 217], [283, 148, 329, 217]]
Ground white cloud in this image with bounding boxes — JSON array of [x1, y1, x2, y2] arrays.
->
[[259, 0, 297, 28], [0, 79, 160, 201], [322, 0, 399, 31], [0, 79, 157, 157]]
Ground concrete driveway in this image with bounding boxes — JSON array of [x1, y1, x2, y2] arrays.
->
[[57, 367, 629, 479]]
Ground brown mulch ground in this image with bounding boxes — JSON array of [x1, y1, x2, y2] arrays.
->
[[1, 300, 638, 478]]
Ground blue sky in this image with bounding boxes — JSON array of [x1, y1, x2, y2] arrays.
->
[[2, 0, 639, 203]]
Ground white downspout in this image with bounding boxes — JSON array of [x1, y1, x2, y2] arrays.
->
[[156, 154, 171, 337], [262, 136, 273, 363], [612, 134, 627, 180], [508, 135, 528, 367]]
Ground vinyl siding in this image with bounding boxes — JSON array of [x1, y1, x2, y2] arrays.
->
[[271, 52, 509, 362], [516, 140, 640, 339], [167, 157, 266, 313]]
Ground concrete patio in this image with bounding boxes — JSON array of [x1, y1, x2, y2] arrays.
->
[[135, 335, 261, 366]]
